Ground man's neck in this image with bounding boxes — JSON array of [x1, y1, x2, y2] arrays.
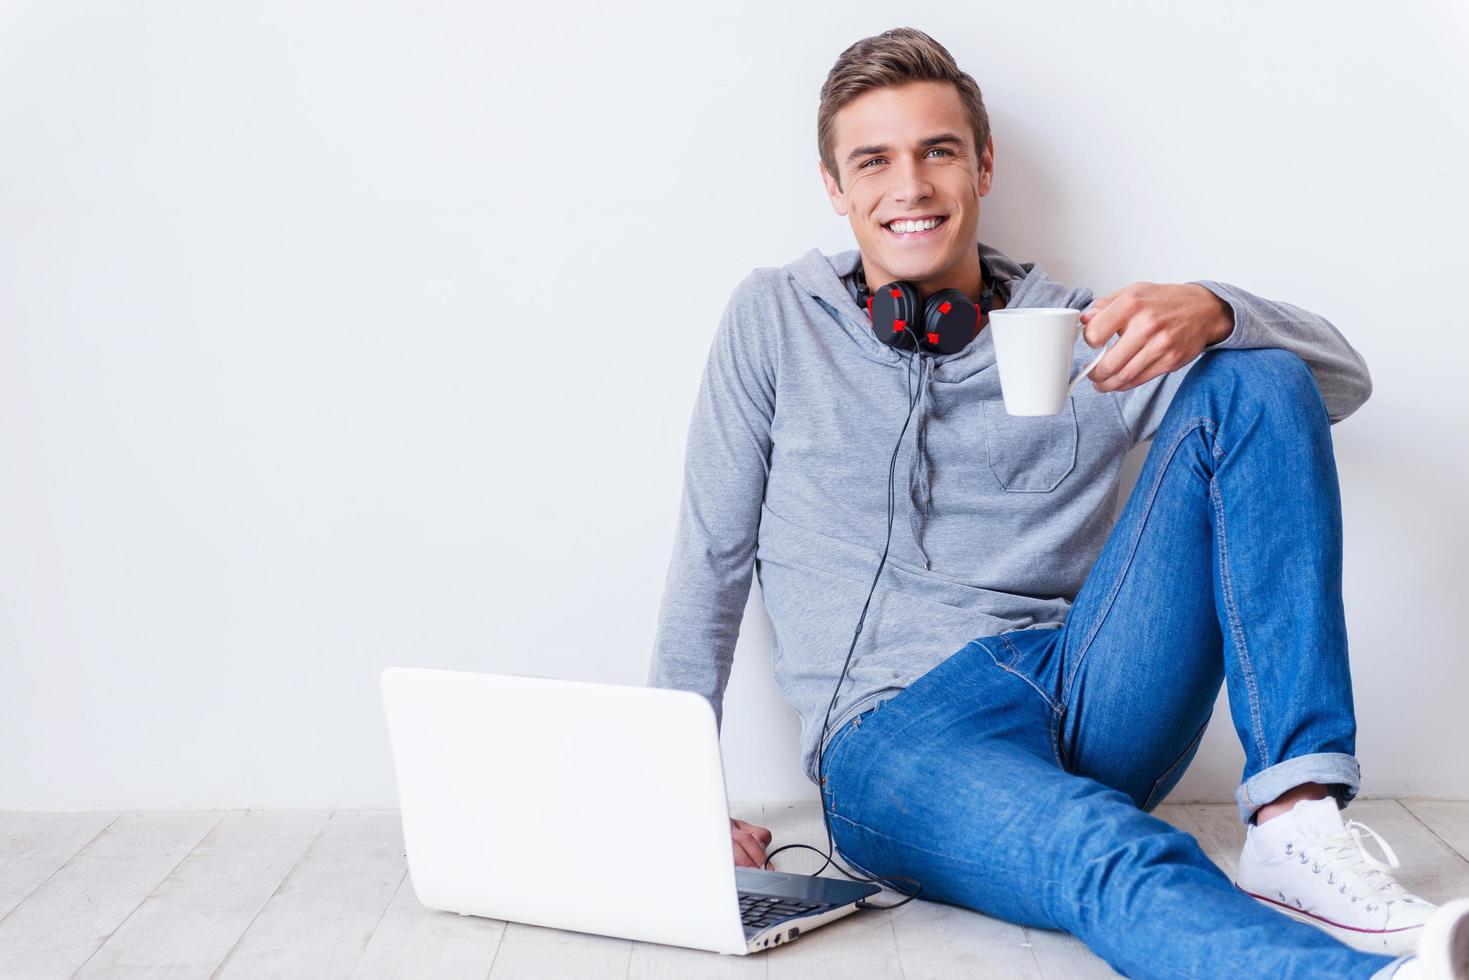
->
[[860, 244, 985, 305]]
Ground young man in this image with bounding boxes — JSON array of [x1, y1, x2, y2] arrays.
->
[[647, 27, 1469, 979]]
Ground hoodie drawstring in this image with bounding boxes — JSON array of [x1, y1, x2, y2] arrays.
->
[[907, 355, 935, 570]]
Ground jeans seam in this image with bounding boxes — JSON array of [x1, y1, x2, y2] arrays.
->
[[1210, 468, 1272, 769], [821, 706, 882, 814], [1142, 715, 1211, 811], [990, 635, 1065, 766], [821, 724, 851, 812], [991, 636, 1063, 715], [1060, 416, 1216, 705], [1049, 705, 1063, 769]]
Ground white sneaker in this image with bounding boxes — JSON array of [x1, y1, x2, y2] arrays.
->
[[1235, 796, 1437, 955], [1385, 898, 1469, 979]]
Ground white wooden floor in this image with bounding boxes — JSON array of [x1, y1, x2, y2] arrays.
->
[[2, 799, 1467, 979]]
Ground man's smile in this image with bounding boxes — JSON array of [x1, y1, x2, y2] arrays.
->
[[881, 214, 949, 240]]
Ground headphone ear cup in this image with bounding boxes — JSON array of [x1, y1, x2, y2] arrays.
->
[[868, 281, 922, 351], [921, 288, 982, 355]]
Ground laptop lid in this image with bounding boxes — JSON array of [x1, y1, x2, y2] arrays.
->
[[380, 667, 749, 954]]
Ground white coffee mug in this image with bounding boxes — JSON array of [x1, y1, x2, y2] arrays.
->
[[987, 308, 1110, 416]]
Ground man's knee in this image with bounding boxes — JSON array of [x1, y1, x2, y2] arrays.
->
[[1173, 347, 1325, 421]]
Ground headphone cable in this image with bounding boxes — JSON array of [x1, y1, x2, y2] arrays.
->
[[761, 334, 927, 911]]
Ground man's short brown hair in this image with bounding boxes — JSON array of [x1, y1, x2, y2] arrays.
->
[[817, 27, 991, 191]]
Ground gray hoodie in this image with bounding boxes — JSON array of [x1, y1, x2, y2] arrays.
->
[[646, 241, 1372, 788]]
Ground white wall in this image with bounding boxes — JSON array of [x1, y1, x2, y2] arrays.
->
[[2, 0, 1465, 809]]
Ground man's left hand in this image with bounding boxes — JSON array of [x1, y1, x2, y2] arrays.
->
[[1080, 283, 1234, 393]]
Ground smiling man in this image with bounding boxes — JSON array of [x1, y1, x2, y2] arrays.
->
[[647, 26, 1468, 980]]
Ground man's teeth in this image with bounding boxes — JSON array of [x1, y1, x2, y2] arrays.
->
[[887, 217, 943, 233]]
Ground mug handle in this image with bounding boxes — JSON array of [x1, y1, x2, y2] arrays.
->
[[1067, 321, 1111, 397]]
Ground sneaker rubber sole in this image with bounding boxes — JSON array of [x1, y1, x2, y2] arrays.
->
[[1241, 887, 1423, 957]]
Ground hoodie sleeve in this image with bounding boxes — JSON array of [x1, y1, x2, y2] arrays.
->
[[1066, 280, 1373, 446], [646, 271, 777, 734]]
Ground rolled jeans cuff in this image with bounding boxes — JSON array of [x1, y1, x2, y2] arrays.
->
[[1236, 752, 1362, 824]]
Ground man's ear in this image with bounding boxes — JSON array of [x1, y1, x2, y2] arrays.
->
[[819, 160, 849, 216], [977, 133, 995, 197]]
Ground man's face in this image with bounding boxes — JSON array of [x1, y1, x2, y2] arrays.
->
[[820, 80, 994, 293]]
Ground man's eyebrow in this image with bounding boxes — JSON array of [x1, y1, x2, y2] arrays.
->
[[845, 132, 966, 165]]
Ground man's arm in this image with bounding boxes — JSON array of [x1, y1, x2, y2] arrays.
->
[[646, 272, 777, 735], [1074, 280, 1373, 445]]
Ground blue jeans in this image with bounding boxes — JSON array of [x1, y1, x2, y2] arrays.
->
[[819, 350, 1400, 979]]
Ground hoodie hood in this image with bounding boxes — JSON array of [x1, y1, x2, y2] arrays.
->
[[779, 241, 1082, 569]]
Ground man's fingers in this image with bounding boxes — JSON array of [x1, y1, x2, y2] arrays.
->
[[734, 819, 775, 868], [1081, 300, 1123, 348], [1080, 290, 1129, 347], [1082, 289, 1121, 324], [732, 818, 773, 847], [1094, 336, 1174, 393], [732, 830, 767, 868], [1089, 314, 1153, 386], [732, 836, 763, 868]]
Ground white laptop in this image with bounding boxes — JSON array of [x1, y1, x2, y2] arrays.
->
[[379, 667, 881, 955]]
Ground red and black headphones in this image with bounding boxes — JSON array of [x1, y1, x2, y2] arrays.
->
[[851, 252, 1005, 356]]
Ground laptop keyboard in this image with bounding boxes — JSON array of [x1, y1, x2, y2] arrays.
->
[[738, 891, 826, 929]]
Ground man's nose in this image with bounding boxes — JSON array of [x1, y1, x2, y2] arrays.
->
[[890, 156, 934, 204]]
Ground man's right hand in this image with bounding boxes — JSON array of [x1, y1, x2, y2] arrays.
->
[[731, 817, 774, 869]]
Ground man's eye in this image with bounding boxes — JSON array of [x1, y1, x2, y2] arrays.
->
[[858, 148, 953, 170]]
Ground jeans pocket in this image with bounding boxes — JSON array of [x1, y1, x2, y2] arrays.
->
[[820, 704, 886, 813], [1142, 715, 1211, 811], [981, 398, 1079, 492], [985, 632, 1063, 717]]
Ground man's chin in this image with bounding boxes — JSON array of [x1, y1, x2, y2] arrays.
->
[[863, 245, 957, 285]]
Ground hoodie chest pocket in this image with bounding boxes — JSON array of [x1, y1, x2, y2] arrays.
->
[[980, 399, 1079, 492]]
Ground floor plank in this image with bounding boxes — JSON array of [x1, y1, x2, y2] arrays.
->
[[629, 939, 766, 980], [2, 799, 1464, 980], [0, 812, 223, 980], [1151, 802, 1201, 837], [1022, 927, 1121, 980], [1401, 800, 1469, 864], [73, 810, 330, 979], [349, 867, 506, 980], [1347, 799, 1469, 903], [763, 908, 902, 980], [212, 811, 406, 980], [1184, 803, 1246, 879], [894, 897, 1043, 979], [0, 812, 116, 921], [486, 922, 632, 980]]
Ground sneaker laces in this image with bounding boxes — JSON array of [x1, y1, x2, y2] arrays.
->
[[1298, 819, 1412, 908]]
